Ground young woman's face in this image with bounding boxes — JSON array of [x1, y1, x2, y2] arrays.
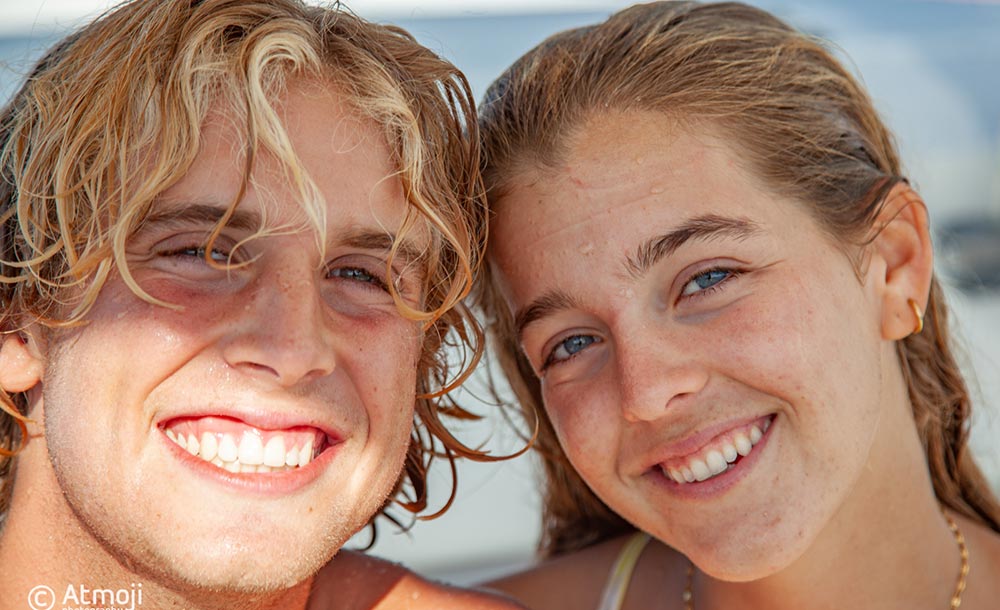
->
[[489, 112, 901, 580]]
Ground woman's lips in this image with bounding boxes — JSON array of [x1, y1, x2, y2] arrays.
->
[[657, 414, 774, 484]]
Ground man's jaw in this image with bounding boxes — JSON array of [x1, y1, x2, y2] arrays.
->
[[160, 416, 333, 474]]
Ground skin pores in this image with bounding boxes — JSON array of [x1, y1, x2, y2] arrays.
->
[[488, 112, 917, 581]]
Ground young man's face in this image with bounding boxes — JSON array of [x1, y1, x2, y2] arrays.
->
[[6, 81, 425, 592]]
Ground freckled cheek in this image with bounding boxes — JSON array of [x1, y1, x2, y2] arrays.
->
[[720, 288, 877, 451], [342, 319, 422, 424], [101, 278, 239, 339], [544, 390, 618, 478], [65, 282, 221, 368], [712, 292, 827, 392]]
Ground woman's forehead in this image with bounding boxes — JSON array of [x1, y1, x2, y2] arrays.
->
[[494, 118, 766, 240]]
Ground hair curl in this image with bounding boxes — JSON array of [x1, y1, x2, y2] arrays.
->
[[476, 0, 1000, 556]]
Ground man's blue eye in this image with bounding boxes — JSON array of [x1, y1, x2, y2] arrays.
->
[[329, 266, 388, 291], [562, 335, 595, 355], [332, 267, 374, 282], [166, 246, 230, 263], [199, 247, 229, 262], [681, 268, 733, 296]]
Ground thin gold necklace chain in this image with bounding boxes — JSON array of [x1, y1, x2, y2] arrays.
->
[[681, 513, 969, 609], [946, 513, 971, 609]]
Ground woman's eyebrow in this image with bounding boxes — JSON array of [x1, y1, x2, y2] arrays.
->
[[625, 214, 761, 278], [514, 215, 761, 342], [515, 289, 580, 343]]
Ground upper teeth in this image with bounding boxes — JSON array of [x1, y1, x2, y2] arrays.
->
[[165, 428, 319, 474], [661, 418, 771, 485]]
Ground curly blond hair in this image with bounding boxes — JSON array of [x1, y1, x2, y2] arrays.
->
[[1, 0, 490, 528]]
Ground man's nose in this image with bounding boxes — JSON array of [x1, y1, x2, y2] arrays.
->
[[220, 268, 337, 387]]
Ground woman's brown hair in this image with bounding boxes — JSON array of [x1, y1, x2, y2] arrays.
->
[[476, 0, 1000, 557], [0, 0, 492, 530]]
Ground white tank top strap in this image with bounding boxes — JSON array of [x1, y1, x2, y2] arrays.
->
[[596, 531, 653, 610]]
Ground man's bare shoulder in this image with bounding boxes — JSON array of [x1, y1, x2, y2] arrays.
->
[[309, 550, 526, 610]]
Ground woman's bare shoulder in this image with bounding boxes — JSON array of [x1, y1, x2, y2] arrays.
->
[[483, 534, 649, 610], [309, 551, 526, 610]]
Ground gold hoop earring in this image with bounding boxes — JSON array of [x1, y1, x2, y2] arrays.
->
[[908, 298, 924, 335]]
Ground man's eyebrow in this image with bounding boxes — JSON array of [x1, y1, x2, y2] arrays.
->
[[625, 214, 762, 277], [338, 228, 425, 268], [141, 206, 425, 266], [142, 202, 262, 232], [514, 289, 580, 342]]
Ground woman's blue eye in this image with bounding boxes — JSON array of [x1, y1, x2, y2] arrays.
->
[[681, 268, 733, 296], [546, 334, 601, 368]]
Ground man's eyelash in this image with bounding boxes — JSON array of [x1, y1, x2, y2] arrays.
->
[[160, 245, 231, 261], [327, 266, 391, 292]]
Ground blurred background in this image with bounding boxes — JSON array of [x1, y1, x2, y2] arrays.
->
[[2, 0, 998, 586]]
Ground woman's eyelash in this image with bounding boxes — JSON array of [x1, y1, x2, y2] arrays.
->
[[539, 267, 744, 373], [679, 266, 743, 300], [542, 334, 601, 372]]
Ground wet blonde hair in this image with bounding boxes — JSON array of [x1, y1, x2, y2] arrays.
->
[[477, 0, 1000, 556], [0, 0, 490, 528]]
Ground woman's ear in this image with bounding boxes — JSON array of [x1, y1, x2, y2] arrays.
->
[[869, 182, 933, 340], [0, 328, 45, 393]]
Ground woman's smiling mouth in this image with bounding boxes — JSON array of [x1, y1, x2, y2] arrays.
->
[[657, 415, 774, 485]]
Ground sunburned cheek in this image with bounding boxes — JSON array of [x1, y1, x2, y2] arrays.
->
[[349, 320, 421, 399], [131, 270, 231, 301], [94, 276, 234, 334]]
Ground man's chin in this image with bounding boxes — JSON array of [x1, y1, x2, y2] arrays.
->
[[74, 509, 344, 601], [112, 537, 332, 600]]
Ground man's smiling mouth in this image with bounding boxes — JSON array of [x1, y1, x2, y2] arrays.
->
[[161, 416, 331, 473]]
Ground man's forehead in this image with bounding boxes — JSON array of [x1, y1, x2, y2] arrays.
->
[[134, 79, 435, 269]]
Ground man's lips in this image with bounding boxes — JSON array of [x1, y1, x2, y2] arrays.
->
[[160, 415, 336, 474]]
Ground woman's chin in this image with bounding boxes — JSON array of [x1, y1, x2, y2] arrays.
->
[[684, 533, 812, 583]]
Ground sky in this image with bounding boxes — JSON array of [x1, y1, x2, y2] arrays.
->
[[0, 0, 625, 35]]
